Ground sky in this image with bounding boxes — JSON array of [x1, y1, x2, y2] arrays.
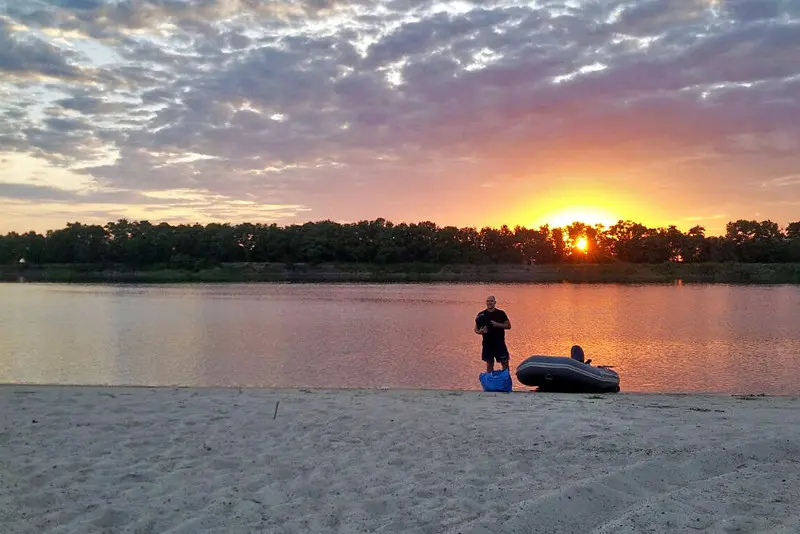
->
[[1, 0, 799, 236]]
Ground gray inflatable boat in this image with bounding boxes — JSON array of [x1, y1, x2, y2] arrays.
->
[[516, 355, 620, 393]]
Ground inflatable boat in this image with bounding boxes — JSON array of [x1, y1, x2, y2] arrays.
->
[[515, 355, 620, 393]]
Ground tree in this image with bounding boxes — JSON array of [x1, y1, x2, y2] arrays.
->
[[725, 220, 785, 262], [3, 217, 800, 267]]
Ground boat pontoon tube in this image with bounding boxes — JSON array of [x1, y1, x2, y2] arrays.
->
[[516, 355, 620, 393]]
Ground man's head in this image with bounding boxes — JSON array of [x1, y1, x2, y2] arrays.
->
[[485, 295, 496, 310]]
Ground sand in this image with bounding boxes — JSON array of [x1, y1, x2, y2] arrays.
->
[[2, 386, 800, 534]]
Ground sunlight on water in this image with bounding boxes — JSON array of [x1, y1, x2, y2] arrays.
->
[[1, 283, 798, 394]]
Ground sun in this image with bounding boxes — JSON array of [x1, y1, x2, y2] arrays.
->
[[515, 185, 643, 231], [574, 236, 588, 252], [543, 208, 618, 230]]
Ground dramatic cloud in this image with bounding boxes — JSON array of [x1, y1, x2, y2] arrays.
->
[[0, 18, 83, 80], [1, 0, 799, 233]]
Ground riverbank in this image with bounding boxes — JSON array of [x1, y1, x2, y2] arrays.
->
[[2, 385, 800, 533], [3, 261, 800, 284]]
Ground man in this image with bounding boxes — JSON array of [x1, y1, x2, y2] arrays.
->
[[474, 295, 511, 373]]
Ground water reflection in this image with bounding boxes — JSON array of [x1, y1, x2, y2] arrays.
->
[[1, 282, 798, 394]]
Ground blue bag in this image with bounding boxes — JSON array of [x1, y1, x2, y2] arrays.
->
[[479, 369, 512, 392]]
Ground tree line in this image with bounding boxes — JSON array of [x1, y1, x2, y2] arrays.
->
[[1, 218, 799, 267]]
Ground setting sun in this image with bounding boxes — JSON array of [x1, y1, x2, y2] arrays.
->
[[542, 207, 619, 229], [574, 236, 588, 252], [515, 186, 645, 231]]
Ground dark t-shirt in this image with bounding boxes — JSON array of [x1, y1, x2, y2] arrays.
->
[[476, 308, 509, 347]]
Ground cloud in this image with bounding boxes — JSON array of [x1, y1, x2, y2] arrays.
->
[[761, 174, 800, 188], [0, 180, 311, 232], [0, 0, 799, 233], [0, 182, 77, 201], [0, 18, 84, 80]]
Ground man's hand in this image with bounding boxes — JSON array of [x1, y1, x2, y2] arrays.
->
[[476, 326, 488, 334], [490, 320, 505, 328]]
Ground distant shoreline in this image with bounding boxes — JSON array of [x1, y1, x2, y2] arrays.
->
[[3, 261, 800, 284]]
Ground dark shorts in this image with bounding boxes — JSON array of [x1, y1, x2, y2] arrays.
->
[[482, 345, 510, 364]]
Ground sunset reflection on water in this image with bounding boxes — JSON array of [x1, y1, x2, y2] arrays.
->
[[1, 282, 798, 395]]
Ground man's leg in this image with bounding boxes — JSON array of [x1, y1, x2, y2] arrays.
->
[[482, 348, 494, 373], [498, 347, 510, 371]]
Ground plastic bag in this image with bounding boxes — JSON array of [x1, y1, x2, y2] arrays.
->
[[479, 369, 512, 392]]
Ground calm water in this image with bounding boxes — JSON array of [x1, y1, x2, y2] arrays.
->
[[1, 282, 799, 394]]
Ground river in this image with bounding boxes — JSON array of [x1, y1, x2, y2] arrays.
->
[[1, 282, 798, 394]]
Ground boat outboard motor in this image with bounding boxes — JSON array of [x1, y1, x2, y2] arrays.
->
[[571, 345, 591, 365]]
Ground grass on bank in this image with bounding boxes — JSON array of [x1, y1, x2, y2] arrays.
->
[[2, 261, 800, 284]]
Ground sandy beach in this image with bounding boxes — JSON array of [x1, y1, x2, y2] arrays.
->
[[2, 386, 800, 533]]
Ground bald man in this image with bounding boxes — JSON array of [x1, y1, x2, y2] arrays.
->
[[474, 295, 511, 373]]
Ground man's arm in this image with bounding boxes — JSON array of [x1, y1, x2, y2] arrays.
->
[[475, 314, 487, 334], [491, 312, 511, 329]]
